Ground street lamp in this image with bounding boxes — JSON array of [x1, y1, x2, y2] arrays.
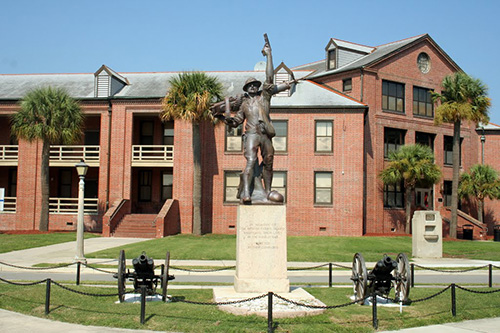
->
[[75, 159, 88, 263]]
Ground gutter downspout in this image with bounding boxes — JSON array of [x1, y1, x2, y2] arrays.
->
[[361, 67, 366, 234], [106, 99, 112, 211]]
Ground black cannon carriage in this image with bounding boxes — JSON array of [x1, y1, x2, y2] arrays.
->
[[351, 252, 411, 304], [113, 250, 175, 302]]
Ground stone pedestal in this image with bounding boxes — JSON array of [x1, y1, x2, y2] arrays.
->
[[412, 210, 443, 258], [234, 205, 289, 293]]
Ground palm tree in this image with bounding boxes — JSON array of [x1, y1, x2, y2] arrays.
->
[[432, 72, 490, 238], [459, 164, 500, 223], [160, 72, 223, 236], [11, 87, 83, 231], [379, 144, 442, 234]]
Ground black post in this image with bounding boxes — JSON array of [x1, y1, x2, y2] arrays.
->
[[76, 262, 81, 285], [140, 286, 147, 324], [372, 292, 378, 330], [451, 284, 456, 317], [45, 279, 51, 315], [411, 263, 415, 288], [489, 264, 493, 288], [267, 292, 273, 333], [329, 263, 333, 288]]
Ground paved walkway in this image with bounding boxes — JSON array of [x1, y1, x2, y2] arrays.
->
[[0, 237, 499, 332]]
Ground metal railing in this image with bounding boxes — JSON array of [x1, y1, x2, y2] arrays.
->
[[0, 197, 16, 213], [132, 145, 174, 164], [0, 145, 19, 161], [49, 197, 99, 214], [50, 145, 100, 164]]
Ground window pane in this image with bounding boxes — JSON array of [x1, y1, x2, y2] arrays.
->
[[316, 137, 332, 152], [397, 98, 404, 112], [227, 137, 242, 151], [274, 122, 287, 137], [273, 137, 287, 152], [388, 96, 396, 110]]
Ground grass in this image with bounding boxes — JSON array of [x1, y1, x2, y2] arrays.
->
[[85, 234, 500, 262], [0, 232, 99, 254], [0, 283, 499, 332]]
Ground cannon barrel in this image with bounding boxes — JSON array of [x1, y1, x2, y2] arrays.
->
[[132, 252, 154, 274], [369, 255, 397, 278]]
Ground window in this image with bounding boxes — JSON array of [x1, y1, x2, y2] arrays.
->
[[314, 172, 333, 204], [273, 171, 287, 202], [384, 181, 404, 208], [382, 80, 405, 113], [444, 136, 462, 166], [226, 124, 243, 152], [272, 121, 288, 152], [415, 132, 435, 151], [8, 168, 17, 197], [163, 122, 174, 145], [328, 49, 336, 70], [413, 86, 433, 117], [140, 121, 154, 145], [161, 172, 173, 201], [315, 120, 333, 153], [343, 78, 352, 92], [58, 169, 72, 198], [138, 170, 152, 202], [443, 181, 452, 207], [275, 71, 291, 97], [224, 171, 241, 203], [384, 128, 405, 158]]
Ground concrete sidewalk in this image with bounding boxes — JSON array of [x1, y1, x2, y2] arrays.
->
[[0, 237, 499, 332]]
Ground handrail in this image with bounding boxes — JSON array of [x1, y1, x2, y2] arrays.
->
[[49, 197, 99, 214], [50, 145, 100, 162], [132, 145, 174, 162], [0, 197, 16, 213], [0, 145, 19, 161]]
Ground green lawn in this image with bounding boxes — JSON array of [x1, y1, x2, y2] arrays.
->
[[85, 234, 499, 262], [0, 284, 498, 332], [0, 232, 99, 254]]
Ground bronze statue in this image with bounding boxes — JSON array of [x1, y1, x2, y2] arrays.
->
[[212, 34, 297, 204]]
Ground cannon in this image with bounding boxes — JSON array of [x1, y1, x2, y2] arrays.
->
[[113, 250, 175, 302], [351, 252, 411, 304]]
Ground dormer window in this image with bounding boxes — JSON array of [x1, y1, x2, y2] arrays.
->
[[328, 49, 336, 70], [274, 62, 294, 97], [94, 65, 128, 98]]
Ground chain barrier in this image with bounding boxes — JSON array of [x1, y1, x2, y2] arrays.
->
[[413, 264, 489, 273], [51, 280, 124, 297], [169, 265, 236, 272], [288, 263, 329, 271], [492, 265, 500, 270], [168, 293, 268, 306], [0, 260, 75, 270], [0, 276, 48, 286], [82, 263, 117, 275], [455, 285, 500, 294], [273, 292, 360, 309], [410, 285, 451, 303]]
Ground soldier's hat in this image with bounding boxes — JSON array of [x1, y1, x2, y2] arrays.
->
[[243, 77, 262, 92]]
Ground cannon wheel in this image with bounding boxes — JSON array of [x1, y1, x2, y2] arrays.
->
[[161, 251, 170, 302], [394, 252, 411, 304], [351, 253, 368, 304], [117, 249, 126, 303]]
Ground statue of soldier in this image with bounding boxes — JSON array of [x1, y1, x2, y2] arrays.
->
[[214, 35, 297, 204]]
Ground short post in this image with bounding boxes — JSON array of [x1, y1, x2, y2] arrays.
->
[[140, 286, 147, 324], [372, 292, 378, 329], [411, 263, 415, 288], [451, 284, 456, 317], [489, 264, 492, 288], [76, 262, 81, 285], [45, 279, 51, 315], [267, 292, 273, 333], [329, 263, 333, 287]]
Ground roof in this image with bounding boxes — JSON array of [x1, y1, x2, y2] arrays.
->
[[0, 69, 366, 109], [326, 38, 374, 54], [299, 34, 461, 79]]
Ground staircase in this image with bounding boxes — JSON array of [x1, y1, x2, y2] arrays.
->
[[112, 214, 157, 238]]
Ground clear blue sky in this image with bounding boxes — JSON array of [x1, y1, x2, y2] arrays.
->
[[1, 0, 499, 124]]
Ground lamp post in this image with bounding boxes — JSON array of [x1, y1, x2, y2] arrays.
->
[[75, 160, 88, 263]]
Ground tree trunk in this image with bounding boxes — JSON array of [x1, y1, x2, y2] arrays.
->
[[450, 120, 461, 239], [192, 123, 202, 236], [405, 187, 413, 234], [477, 199, 484, 223], [39, 141, 50, 231]]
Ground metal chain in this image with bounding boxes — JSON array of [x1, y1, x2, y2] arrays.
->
[[0, 261, 75, 270], [410, 285, 451, 303], [493, 265, 500, 270], [0, 276, 48, 286], [456, 285, 500, 294], [331, 263, 352, 269], [83, 263, 117, 274], [167, 293, 268, 306], [288, 263, 329, 271], [413, 264, 489, 273], [273, 293, 359, 309], [170, 265, 236, 272], [51, 280, 124, 297]]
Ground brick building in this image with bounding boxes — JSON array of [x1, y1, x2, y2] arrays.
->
[[0, 34, 498, 238]]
